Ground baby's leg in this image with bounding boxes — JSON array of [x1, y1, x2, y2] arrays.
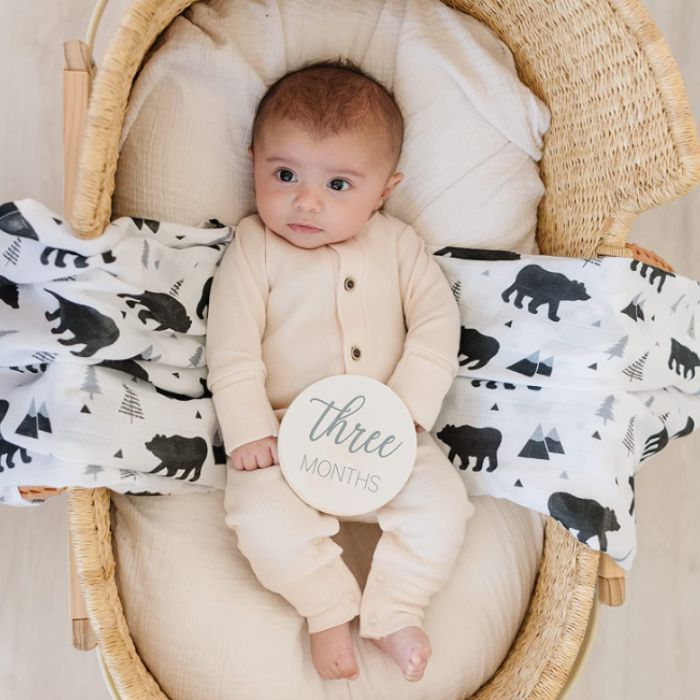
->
[[225, 465, 362, 680], [360, 431, 474, 681]]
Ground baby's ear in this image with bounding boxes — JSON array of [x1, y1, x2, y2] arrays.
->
[[381, 172, 404, 200]]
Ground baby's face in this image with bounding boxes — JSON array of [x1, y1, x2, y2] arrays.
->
[[250, 120, 402, 249]]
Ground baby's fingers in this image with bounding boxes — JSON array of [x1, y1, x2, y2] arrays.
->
[[242, 454, 261, 470], [256, 449, 274, 468]]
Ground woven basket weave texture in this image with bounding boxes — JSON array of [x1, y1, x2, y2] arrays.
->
[[67, 1, 700, 698]]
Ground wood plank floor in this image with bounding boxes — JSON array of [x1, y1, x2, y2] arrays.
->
[[1, 1, 698, 698]]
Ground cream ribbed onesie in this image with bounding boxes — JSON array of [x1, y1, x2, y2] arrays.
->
[[206, 211, 473, 637]]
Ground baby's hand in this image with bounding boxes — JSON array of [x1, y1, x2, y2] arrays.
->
[[229, 436, 279, 471]]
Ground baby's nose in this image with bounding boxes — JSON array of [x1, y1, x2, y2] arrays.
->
[[293, 186, 322, 212]]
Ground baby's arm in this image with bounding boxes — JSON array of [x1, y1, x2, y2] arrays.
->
[[387, 224, 461, 432], [206, 217, 281, 457]]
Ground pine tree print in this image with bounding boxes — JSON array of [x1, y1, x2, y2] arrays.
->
[[606, 335, 629, 360], [170, 279, 184, 297], [32, 351, 56, 364], [84, 464, 105, 481], [3, 238, 21, 266], [451, 279, 462, 302], [189, 346, 204, 367], [623, 416, 637, 456], [671, 294, 685, 313], [81, 364, 102, 399], [688, 315, 696, 339], [623, 351, 649, 382], [119, 384, 144, 422], [141, 240, 150, 269], [596, 395, 615, 424]]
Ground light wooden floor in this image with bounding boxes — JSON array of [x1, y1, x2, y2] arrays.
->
[[1, 1, 698, 698]]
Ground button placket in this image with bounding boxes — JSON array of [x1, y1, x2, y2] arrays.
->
[[331, 240, 366, 371]]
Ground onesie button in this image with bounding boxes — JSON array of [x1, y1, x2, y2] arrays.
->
[[376, 573, 386, 584], [351, 346, 362, 361], [368, 613, 379, 625], [348, 592, 358, 603], [344, 276, 355, 291]]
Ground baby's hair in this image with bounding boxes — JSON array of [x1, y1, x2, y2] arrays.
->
[[252, 58, 404, 169]]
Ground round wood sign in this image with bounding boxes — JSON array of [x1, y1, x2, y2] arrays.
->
[[278, 375, 417, 516]]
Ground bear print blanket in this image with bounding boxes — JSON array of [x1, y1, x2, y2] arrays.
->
[[0, 200, 230, 505], [1, 200, 699, 567], [433, 247, 700, 567]]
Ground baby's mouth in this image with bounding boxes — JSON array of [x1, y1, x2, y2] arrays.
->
[[288, 223, 322, 233]]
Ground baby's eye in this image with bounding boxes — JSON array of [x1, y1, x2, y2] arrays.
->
[[275, 169, 297, 183], [328, 179, 350, 191]]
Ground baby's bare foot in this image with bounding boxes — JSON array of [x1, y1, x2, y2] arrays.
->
[[309, 622, 359, 681], [371, 626, 431, 682]]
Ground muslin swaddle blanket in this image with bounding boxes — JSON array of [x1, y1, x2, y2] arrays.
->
[[1, 200, 698, 568]]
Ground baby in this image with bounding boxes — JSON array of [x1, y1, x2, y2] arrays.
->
[[206, 60, 473, 683]]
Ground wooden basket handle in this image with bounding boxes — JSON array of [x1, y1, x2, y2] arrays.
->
[[62, 0, 110, 224]]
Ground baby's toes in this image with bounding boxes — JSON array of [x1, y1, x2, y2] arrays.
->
[[405, 645, 430, 681], [335, 654, 359, 680]]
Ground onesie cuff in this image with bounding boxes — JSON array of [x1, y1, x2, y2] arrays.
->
[[387, 349, 456, 431], [211, 375, 280, 454]]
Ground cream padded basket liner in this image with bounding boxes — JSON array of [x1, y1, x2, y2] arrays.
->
[[113, 0, 550, 252], [113, 494, 543, 699]]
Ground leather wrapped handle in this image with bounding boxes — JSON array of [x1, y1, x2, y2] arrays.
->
[[625, 242, 675, 272]]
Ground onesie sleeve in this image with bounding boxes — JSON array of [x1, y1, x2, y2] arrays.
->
[[386, 223, 460, 431], [206, 216, 280, 454]]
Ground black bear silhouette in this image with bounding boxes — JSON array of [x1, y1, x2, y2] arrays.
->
[[433, 246, 521, 260], [0, 275, 19, 308], [145, 434, 208, 482], [672, 415, 695, 439], [0, 202, 38, 239], [199, 377, 212, 398], [470, 379, 517, 390], [437, 423, 502, 472], [669, 338, 700, 378], [641, 425, 669, 461], [131, 218, 160, 234], [628, 476, 635, 516], [9, 363, 47, 374], [196, 277, 213, 320], [502, 265, 590, 322], [459, 327, 500, 369], [118, 291, 192, 332], [547, 492, 620, 551], [40, 247, 89, 269], [44, 289, 120, 357], [0, 400, 32, 471], [630, 259, 675, 293]]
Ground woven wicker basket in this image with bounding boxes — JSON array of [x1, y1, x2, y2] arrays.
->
[[66, 0, 700, 698]]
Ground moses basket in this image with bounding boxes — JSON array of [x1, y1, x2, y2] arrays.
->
[[63, 0, 700, 697]]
